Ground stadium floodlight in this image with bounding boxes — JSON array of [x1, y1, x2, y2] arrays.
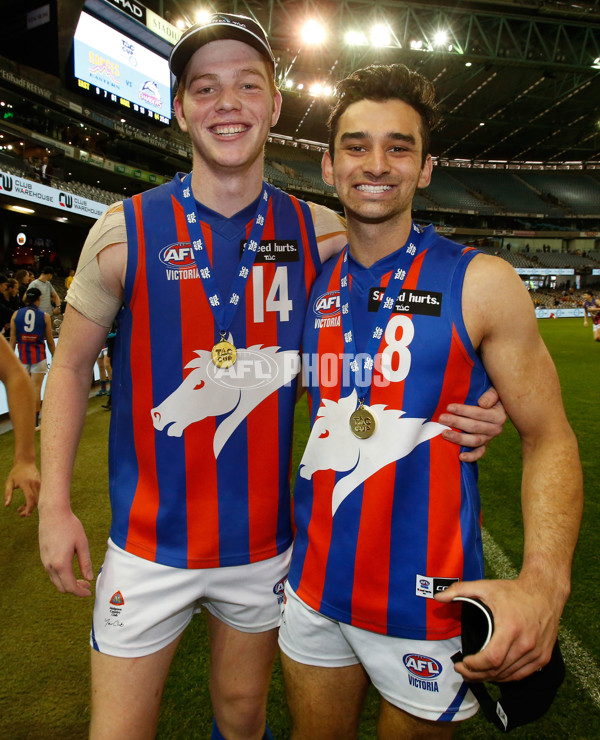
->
[[284, 79, 294, 89], [195, 9, 212, 25], [465, 62, 472, 67], [175, 19, 186, 30], [433, 30, 448, 47], [346, 30, 368, 46], [301, 20, 326, 45], [410, 39, 423, 50], [309, 83, 323, 96], [297, 83, 304, 90], [370, 24, 391, 47], [592, 57, 600, 69]]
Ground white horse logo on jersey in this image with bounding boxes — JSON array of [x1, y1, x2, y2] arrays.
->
[[299, 390, 448, 515], [151, 342, 300, 457]]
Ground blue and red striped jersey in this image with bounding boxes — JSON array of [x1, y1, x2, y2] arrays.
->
[[14, 305, 47, 365], [288, 225, 490, 639], [110, 175, 321, 568]]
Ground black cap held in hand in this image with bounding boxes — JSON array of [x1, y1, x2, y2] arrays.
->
[[452, 596, 565, 733]]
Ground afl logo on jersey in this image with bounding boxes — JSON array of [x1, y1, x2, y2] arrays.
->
[[313, 290, 341, 318], [159, 243, 196, 269], [403, 654, 442, 679]]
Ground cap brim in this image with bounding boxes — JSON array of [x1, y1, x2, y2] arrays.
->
[[454, 595, 495, 655], [170, 25, 274, 81]]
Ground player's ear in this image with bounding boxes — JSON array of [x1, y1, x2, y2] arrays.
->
[[174, 97, 188, 133], [322, 150, 335, 187], [271, 89, 283, 127], [418, 154, 433, 189]]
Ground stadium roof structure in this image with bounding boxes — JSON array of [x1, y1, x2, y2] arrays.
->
[[162, 0, 600, 165]]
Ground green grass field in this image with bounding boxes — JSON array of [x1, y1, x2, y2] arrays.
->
[[0, 317, 598, 739]]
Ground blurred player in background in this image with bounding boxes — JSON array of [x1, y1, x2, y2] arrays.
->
[[582, 291, 600, 341], [10, 287, 55, 430]]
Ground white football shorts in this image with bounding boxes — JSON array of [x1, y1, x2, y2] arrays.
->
[[278, 582, 479, 723], [91, 538, 291, 658], [26, 359, 48, 374]]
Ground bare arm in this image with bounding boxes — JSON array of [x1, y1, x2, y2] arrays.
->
[[38, 242, 125, 596], [0, 337, 40, 516], [437, 255, 583, 682]]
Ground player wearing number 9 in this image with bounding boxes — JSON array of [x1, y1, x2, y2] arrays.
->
[[10, 286, 55, 428]]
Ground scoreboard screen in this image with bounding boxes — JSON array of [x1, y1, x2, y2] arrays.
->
[[73, 11, 171, 125]]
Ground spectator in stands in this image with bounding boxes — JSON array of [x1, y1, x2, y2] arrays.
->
[[15, 269, 32, 305], [5, 279, 21, 312], [0, 326, 40, 517], [65, 269, 75, 291], [28, 266, 60, 316], [10, 287, 55, 429], [0, 274, 14, 336], [40, 156, 53, 184]]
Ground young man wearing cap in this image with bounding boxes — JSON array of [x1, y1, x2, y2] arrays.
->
[[38, 17, 504, 740], [10, 287, 55, 430], [277, 63, 583, 739]]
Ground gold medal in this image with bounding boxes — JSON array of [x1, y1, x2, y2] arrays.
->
[[349, 403, 376, 439], [212, 337, 237, 368]]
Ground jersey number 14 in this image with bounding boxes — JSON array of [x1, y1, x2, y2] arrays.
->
[[252, 265, 292, 323]]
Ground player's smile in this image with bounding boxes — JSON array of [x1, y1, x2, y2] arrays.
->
[[355, 183, 394, 194], [210, 123, 250, 137]]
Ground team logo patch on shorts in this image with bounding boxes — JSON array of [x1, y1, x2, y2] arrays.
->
[[403, 654, 442, 693], [108, 591, 126, 623], [109, 590, 124, 606]]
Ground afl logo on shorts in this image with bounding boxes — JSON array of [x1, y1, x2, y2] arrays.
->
[[313, 290, 341, 318], [273, 578, 286, 596], [159, 243, 196, 269], [403, 653, 442, 679]]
